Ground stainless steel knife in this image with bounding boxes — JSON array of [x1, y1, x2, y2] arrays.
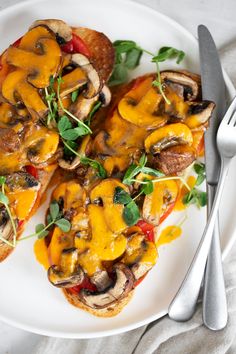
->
[[199, 24, 228, 330], [168, 26, 227, 326]]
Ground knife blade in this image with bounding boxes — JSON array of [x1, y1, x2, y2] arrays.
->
[[198, 24, 228, 330], [199, 25, 226, 183]]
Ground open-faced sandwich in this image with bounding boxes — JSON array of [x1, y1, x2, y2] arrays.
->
[[0, 19, 114, 261], [39, 70, 214, 316], [0, 21, 215, 317]]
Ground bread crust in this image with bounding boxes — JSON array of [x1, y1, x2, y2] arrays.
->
[[0, 167, 56, 262], [63, 288, 134, 317], [72, 27, 115, 85]]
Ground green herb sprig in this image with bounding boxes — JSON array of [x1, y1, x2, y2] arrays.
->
[[123, 154, 164, 185], [182, 162, 207, 208], [62, 138, 107, 178], [19, 201, 71, 241], [113, 186, 140, 226], [109, 40, 185, 104], [0, 176, 17, 247]]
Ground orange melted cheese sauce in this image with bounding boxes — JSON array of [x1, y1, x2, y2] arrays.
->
[[156, 225, 182, 247], [174, 176, 196, 211]]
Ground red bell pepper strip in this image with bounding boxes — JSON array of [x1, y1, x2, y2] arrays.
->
[[68, 277, 97, 295], [25, 165, 38, 179], [61, 33, 91, 57]]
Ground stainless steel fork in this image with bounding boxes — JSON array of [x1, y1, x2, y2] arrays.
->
[[168, 96, 236, 321]]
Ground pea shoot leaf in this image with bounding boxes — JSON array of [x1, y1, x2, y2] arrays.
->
[[152, 46, 185, 64], [182, 188, 207, 208], [109, 40, 143, 86], [71, 89, 79, 103], [113, 186, 132, 204], [80, 156, 107, 178], [141, 180, 154, 195], [123, 200, 140, 226], [49, 201, 60, 220], [58, 116, 72, 133], [55, 218, 71, 232]]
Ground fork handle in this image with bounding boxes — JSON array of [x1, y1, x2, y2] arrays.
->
[[203, 185, 228, 330], [168, 157, 230, 322]]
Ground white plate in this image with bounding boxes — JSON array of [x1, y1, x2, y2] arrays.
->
[[0, 0, 235, 339]]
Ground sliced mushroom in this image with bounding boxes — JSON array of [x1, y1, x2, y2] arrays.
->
[[99, 85, 111, 107], [48, 247, 85, 288], [184, 101, 215, 129], [161, 70, 201, 101], [79, 263, 134, 309], [144, 123, 193, 154], [2, 69, 48, 118], [118, 77, 167, 129], [93, 130, 115, 156], [58, 67, 87, 97], [0, 206, 14, 245], [69, 94, 98, 120], [30, 19, 72, 42], [90, 179, 128, 233], [0, 127, 20, 153], [72, 53, 100, 98], [6, 26, 62, 88], [5, 171, 40, 192], [58, 135, 91, 170], [122, 232, 157, 280], [142, 180, 178, 225], [27, 128, 59, 165], [154, 145, 196, 175], [90, 270, 113, 291]]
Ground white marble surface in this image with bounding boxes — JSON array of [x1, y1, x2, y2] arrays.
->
[[0, 0, 236, 353]]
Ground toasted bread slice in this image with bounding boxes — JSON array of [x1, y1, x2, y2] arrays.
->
[[72, 27, 115, 86], [0, 167, 56, 262], [63, 289, 134, 318]]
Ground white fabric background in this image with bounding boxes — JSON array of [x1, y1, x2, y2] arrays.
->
[[0, 0, 236, 353]]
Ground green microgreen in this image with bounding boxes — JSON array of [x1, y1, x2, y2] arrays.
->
[[123, 153, 164, 185], [182, 162, 207, 208], [109, 40, 185, 104], [113, 186, 140, 226], [71, 89, 80, 103], [86, 101, 102, 126], [62, 139, 107, 178], [0, 176, 17, 247], [194, 162, 206, 186], [57, 77, 92, 135], [19, 200, 71, 241]]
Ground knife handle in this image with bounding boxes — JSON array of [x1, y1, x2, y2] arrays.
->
[[203, 185, 228, 330]]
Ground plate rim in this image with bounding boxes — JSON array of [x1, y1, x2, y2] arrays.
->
[[0, 0, 235, 339]]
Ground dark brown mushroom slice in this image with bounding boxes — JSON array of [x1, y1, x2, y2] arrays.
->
[[90, 270, 113, 291], [69, 95, 98, 121], [79, 263, 134, 309], [30, 19, 72, 42], [154, 145, 196, 175], [48, 247, 85, 288], [99, 85, 111, 107], [5, 171, 40, 192], [0, 207, 14, 243], [185, 100, 215, 128], [161, 70, 200, 101], [93, 130, 115, 156], [0, 128, 20, 153], [72, 54, 100, 98]]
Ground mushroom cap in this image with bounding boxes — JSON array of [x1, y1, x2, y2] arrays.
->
[[79, 263, 134, 309], [161, 70, 201, 101], [30, 19, 72, 42]]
